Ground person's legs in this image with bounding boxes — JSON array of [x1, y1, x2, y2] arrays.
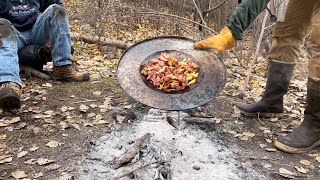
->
[[0, 18, 30, 108], [274, 2, 320, 153], [30, 4, 89, 81], [30, 4, 72, 66], [236, 0, 317, 117]]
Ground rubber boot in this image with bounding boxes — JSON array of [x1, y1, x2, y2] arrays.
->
[[274, 78, 320, 153], [235, 60, 295, 118]]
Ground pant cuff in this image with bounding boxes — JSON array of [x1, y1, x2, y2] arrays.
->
[[53, 61, 72, 67], [0, 79, 22, 88]]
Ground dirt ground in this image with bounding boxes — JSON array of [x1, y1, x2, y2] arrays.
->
[[1, 2, 319, 178], [1, 63, 320, 179]]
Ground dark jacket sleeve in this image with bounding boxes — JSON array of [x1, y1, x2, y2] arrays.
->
[[227, 0, 270, 40], [39, 0, 63, 12]]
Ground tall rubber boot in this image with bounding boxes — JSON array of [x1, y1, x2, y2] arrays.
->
[[235, 60, 295, 118], [274, 78, 320, 153]]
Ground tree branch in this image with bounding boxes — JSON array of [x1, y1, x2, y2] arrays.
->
[[71, 32, 133, 49], [203, 0, 227, 15]]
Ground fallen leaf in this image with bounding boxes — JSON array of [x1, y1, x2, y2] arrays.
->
[[87, 113, 96, 118], [0, 143, 6, 151], [242, 132, 255, 137], [0, 117, 21, 127], [266, 139, 272, 143], [309, 153, 320, 162], [59, 121, 69, 129], [46, 164, 60, 171], [84, 122, 93, 127], [89, 104, 98, 108], [279, 168, 294, 178], [212, 117, 221, 124], [46, 141, 59, 148], [37, 158, 54, 165], [93, 91, 101, 96], [71, 124, 80, 130], [265, 148, 277, 152], [17, 151, 28, 158], [0, 134, 6, 140], [116, 115, 125, 124], [95, 114, 103, 121], [263, 164, 272, 169], [0, 155, 13, 164], [124, 105, 132, 109], [295, 166, 308, 174], [12, 170, 27, 179], [259, 144, 267, 148], [33, 172, 43, 179], [98, 120, 109, 124], [24, 159, 37, 165], [270, 117, 278, 122], [61, 106, 68, 112], [79, 104, 89, 113], [29, 146, 39, 152], [299, 159, 311, 166]]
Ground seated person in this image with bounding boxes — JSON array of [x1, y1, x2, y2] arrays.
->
[[0, 0, 90, 109]]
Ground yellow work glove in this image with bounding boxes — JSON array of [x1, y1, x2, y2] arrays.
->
[[194, 26, 236, 54]]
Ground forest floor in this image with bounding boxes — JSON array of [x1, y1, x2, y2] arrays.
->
[[1, 1, 320, 180]]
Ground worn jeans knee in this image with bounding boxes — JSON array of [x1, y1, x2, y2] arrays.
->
[[45, 4, 67, 19], [0, 19, 14, 37], [0, 18, 16, 47]]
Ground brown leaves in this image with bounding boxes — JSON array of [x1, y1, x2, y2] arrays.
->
[[234, 131, 255, 141], [46, 140, 60, 148], [299, 159, 311, 166], [79, 104, 89, 112], [0, 117, 21, 127], [37, 158, 55, 165], [11, 170, 27, 179], [17, 151, 28, 158], [278, 168, 294, 178], [0, 155, 13, 164]]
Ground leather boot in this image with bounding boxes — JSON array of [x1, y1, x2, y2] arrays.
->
[[0, 82, 21, 109], [235, 60, 295, 118], [52, 64, 90, 82], [274, 78, 320, 153]]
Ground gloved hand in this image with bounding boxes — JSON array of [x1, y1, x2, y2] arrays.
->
[[194, 26, 236, 54]]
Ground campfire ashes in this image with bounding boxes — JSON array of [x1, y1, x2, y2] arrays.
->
[[79, 109, 266, 180]]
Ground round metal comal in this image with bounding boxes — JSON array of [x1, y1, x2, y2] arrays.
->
[[117, 36, 226, 110]]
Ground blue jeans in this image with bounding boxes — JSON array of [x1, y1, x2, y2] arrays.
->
[[0, 4, 72, 87]]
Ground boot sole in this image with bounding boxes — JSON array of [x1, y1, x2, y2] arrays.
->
[[274, 139, 320, 154], [0, 91, 21, 109], [239, 110, 284, 118]]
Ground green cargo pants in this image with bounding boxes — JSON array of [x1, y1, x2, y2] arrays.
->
[[227, 0, 270, 40], [268, 0, 320, 81]]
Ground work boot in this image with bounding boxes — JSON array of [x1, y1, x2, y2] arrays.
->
[[274, 78, 320, 153], [52, 64, 90, 81], [235, 60, 295, 118], [0, 82, 21, 109]]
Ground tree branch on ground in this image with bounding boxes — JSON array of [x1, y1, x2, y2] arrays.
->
[[71, 32, 133, 49]]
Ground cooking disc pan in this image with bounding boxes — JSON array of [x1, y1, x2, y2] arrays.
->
[[117, 36, 226, 110]]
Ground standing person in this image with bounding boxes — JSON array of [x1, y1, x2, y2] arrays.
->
[[195, 0, 320, 153], [0, 0, 90, 109]]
